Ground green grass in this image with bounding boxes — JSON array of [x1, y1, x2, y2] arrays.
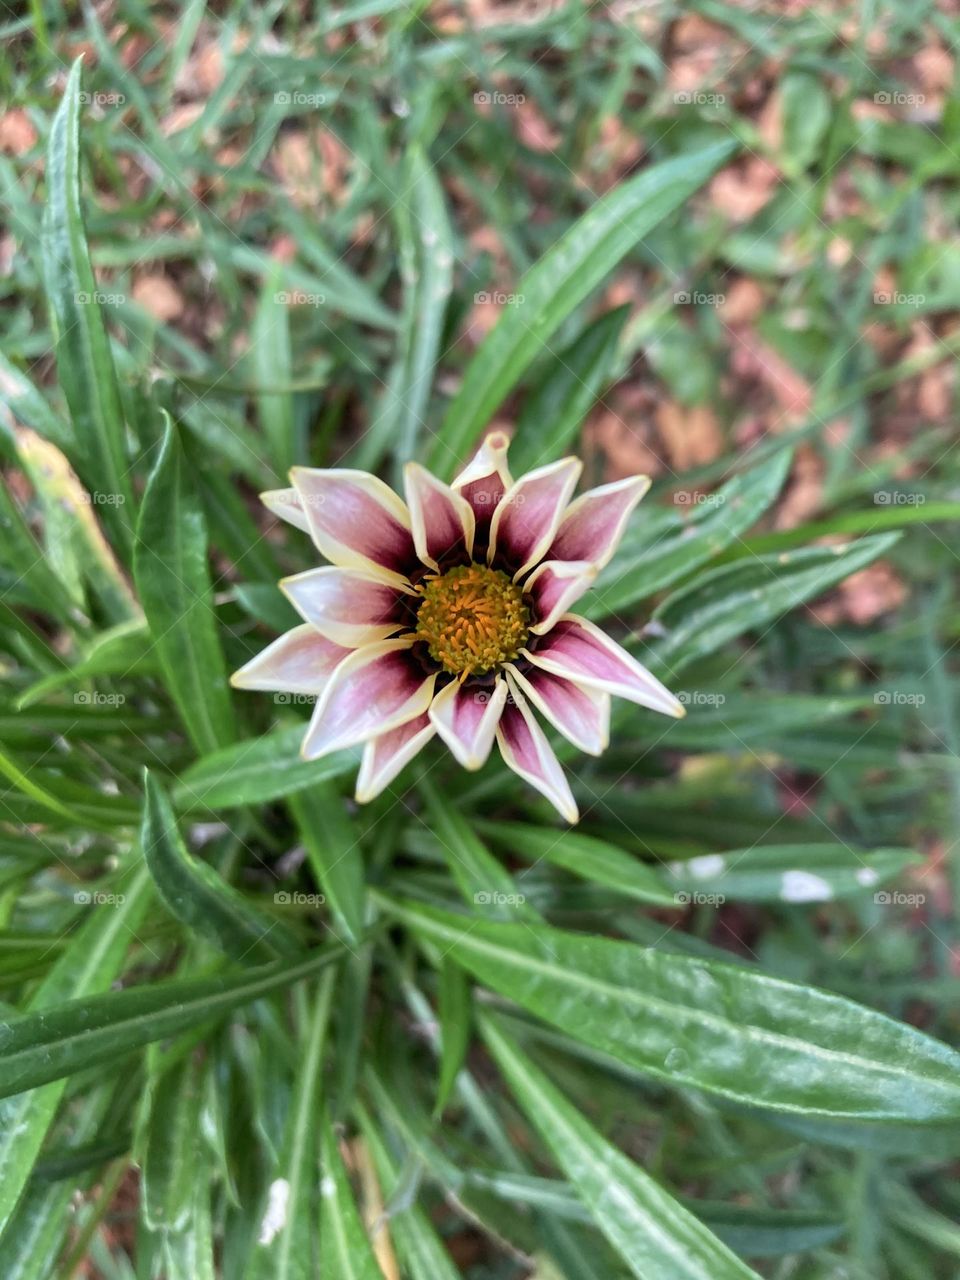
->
[[1, 2, 959, 1277]]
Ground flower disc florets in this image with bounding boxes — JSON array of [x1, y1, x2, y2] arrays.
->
[[415, 563, 529, 676]]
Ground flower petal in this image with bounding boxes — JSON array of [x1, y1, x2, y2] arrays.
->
[[450, 430, 514, 539], [290, 467, 416, 582], [403, 462, 475, 568], [497, 674, 578, 822], [489, 457, 582, 578], [548, 475, 651, 570], [301, 639, 436, 760], [429, 676, 507, 771], [230, 624, 351, 694], [261, 488, 310, 534], [523, 615, 684, 718], [355, 713, 435, 803], [280, 566, 411, 647], [506, 663, 610, 756], [524, 558, 597, 635]]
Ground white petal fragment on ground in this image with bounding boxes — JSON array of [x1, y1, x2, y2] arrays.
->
[[490, 457, 582, 578], [230, 624, 351, 694], [524, 615, 685, 718], [404, 461, 476, 567], [497, 674, 578, 822], [302, 639, 436, 759], [429, 675, 508, 770], [290, 467, 415, 582], [355, 712, 436, 802], [506, 663, 610, 756], [281, 566, 409, 647]]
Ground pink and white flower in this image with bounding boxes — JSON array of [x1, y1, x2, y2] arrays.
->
[[232, 432, 683, 821]]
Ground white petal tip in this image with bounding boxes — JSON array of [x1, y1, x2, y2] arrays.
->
[[670, 702, 686, 719]]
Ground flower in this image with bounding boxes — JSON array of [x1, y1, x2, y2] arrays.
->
[[231, 432, 684, 821]]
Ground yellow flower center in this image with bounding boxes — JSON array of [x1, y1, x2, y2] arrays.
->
[[415, 564, 529, 676]]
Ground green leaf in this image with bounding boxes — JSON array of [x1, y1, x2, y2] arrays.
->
[[174, 728, 359, 812], [646, 533, 901, 676], [428, 139, 737, 475], [41, 59, 133, 551], [510, 305, 630, 475], [360, 1109, 461, 1280], [319, 1107, 384, 1280], [435, 960, 471, 1117], [142, 770, 292, 960], [142, 1051, 205, 1233], [384, 899, 960, 1131], [253, 272, 296, 478], [0, 947, 341, 1101], [245, 975, 335, 1280], [134, 413, 236, 755], [585, 449, 793, 620], [482, 1017, 761, 1280], [419, 777, 531, 918], [479, 821, 676, 907], [0, 868, 151, 1236], [289, 784, 367, 946], [17, 619, 156, 709], [665, 844, 922, 905]]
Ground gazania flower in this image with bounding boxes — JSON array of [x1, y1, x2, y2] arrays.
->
[[231, 432, 683, 821]]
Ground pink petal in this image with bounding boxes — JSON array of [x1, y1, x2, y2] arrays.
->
[[548, 475, 651, 570], [281, 567, 410, 647], [450, 430, 514, 539], [301, 639, 436, 760], [506, 664, 610, 756], [497, 675, 578, 822], [524, 615, 684, 718], [523, 559, 597, 635], [355, 713, 435, 803], [230, 624, 350, 694], [489, 458, 582, 578], [403, 462, 475, 568], [261, 488, 310, 534], [429, 676, 507, 770], [290, 467, 415, 582]]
